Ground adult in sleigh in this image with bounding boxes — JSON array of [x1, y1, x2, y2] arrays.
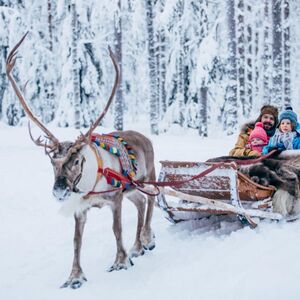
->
[[227, 106, 300, 219], [157, 105, 300, 226]]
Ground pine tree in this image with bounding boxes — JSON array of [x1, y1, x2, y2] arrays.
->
[[114, 0, 123, 130], [146, 0, 159, 134], [71, 2, 81, 129], [222, 0, 238, 134], [283, 0, 291, 106], [272, 0, 282, 107], [198, 0, 209, 137], [47, 0, 53, 52], [245, 1, 253, 111], [262, 0, 273, 104], [176, 0, 185, 127], [236, 0, 246, 116]]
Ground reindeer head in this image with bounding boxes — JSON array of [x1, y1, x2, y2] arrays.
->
[[6, 32, 119, 201]]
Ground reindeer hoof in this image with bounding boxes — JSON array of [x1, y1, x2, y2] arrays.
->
[[107, 258, 133, 272], [60, 275, 87, 289], [130, 249, 145, 258], [142, 234, 156, 251], [143, 244, 155, 251], [141, 229, 155, 251], [129, 246, 145, 258]]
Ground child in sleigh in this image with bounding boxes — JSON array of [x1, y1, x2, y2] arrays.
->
[[245, 122, 268, 156], [262, 107, 300, 154]]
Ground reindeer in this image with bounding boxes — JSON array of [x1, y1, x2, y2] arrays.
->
[[6, 33, 156, 289]]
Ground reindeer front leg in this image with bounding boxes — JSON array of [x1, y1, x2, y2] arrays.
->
[[108, 195, 133, 272], [61, 211, 87, 289]]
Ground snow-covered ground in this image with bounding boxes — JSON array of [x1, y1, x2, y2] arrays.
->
[[1, 123, 300, 300]]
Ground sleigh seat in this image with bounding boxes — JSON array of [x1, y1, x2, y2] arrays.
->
[[156, 160, 280, 226]]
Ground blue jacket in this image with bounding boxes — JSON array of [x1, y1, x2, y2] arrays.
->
[[262, 123, 300, 155]]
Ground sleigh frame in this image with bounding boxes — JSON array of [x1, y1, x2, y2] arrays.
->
[[155, 160, 282, 227]]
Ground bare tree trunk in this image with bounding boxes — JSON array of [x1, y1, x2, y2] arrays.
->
[[198, 85, 208, 137], [253, 20, 259, 105], [283, 0, 291, 106], [263, 0, 273, 104], [178, 23, 184, 127], [158, 26, 166, 114], [47, 0, 53, 52], [155, 28, 161, 121], [0, 44, 8, 119], [71, 2, 81, 129], [114, 0, 123, 130], [245, 2, 252, 110], [146, 0, 159, 134], [176, 0, 185, 128], [156, 0, 167, 117], [272, 0, 282, 107], [198, 0, 209, 137], [223, 0, 238, 134], [236, 0, 246, 116]]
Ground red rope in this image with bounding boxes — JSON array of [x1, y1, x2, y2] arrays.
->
[[227, 149, 277, 165], [132, 150, 278, 194], [135, 162, 226, 187], [84, 150, 277, 198]]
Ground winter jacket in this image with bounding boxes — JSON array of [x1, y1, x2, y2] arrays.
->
[[262, 123, 300, 155], [229, 121, 262, 157], [247, 143, 268, 154]]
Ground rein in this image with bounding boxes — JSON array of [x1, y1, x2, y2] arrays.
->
[[83, 145, 277, 199], [225, 149, 277, 165], [131, 150, 278, 196]]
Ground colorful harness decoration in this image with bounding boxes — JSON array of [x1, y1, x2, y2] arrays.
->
[[91, 133, 137, 190]]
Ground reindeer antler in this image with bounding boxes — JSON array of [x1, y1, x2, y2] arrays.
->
[[83, 46, 120, 140], [6, 32, 59, 149]]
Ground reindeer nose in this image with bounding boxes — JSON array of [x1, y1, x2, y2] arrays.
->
[[53, 176, 71, 200], [54, 176, 68, 190]]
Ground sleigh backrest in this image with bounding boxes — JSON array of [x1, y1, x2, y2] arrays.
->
[[159, 161, 275, 201]]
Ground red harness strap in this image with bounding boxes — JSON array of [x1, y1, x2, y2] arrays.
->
[[98, 167, 132, 188], [83, 145, 132, 199]]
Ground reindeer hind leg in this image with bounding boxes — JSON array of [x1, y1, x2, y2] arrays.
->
[[141, 169, 156, 251], [141, 194, 155, 251], [127, 192, 146, 258]]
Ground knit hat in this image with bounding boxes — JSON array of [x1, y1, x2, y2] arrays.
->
[[279, 106, 298, 127], [255, 105, 279, 126], [249, 122, 268, 143]]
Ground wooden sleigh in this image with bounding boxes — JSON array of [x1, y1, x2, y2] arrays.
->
[[155, 160, 283, 228]]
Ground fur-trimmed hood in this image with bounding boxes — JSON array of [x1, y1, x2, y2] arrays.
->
[[240, 121, 256, 134], [240, 120, 278, 137]]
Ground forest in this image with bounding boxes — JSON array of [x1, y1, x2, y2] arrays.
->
[[0, 0, 299, 136]]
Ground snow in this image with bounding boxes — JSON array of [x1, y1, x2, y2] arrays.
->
[[1, 123, 300, 300]]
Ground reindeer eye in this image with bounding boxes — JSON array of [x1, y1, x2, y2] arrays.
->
[[74, 159, 80, 166]]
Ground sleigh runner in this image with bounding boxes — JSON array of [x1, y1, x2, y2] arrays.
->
[[155, 160, 283, 227]]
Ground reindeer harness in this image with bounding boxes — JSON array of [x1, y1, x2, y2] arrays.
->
[[84, 134, 138, 198]]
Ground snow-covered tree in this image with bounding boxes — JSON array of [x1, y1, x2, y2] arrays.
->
[[222, 0, 238, 135], [283, 0, 291, 106], [272, 0, 283, 107], [113, 0, 123, 130], [2, 0, 300, 137], [146, 0, 159, 135]]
